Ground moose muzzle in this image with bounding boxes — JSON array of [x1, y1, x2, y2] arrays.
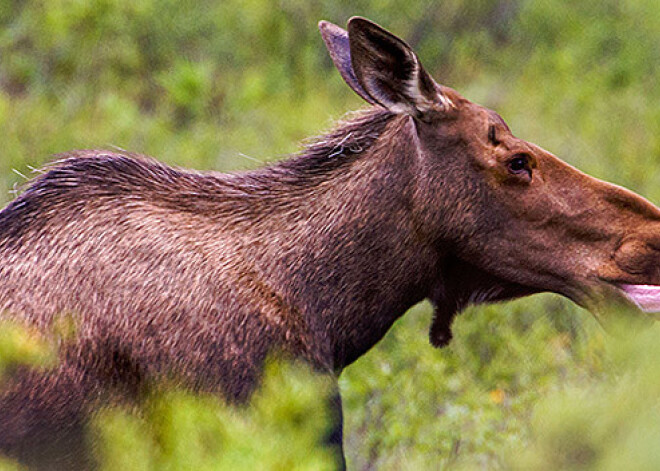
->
[[613, 229, 660, 314]]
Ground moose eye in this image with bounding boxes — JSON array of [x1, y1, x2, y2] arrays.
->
[[507, 154, 532, 178]]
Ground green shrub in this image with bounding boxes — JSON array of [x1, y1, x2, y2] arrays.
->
[[93, 360, 336, 471]]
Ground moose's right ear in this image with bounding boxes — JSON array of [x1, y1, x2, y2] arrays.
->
[[347, 17, 453, 116], [319, 20, 377, 105]]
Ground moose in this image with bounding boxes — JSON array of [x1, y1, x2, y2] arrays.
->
[[1, 16, 660, 470]]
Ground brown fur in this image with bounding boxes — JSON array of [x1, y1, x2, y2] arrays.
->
[[2, 17, 660, 469]]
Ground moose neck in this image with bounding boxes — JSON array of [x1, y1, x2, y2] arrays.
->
[[246, 112, 445, 372]]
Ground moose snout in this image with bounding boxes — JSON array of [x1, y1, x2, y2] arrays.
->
[[614, 232, 660, 284], [596, 225, 660, 315]]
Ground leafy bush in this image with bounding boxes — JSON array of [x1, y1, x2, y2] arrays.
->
[[93, 360, 337, 471], [508, 321, 660, 471], [0, 325, 336, 470]]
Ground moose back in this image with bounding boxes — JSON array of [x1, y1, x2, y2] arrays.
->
[[1, 16, 660, 470]]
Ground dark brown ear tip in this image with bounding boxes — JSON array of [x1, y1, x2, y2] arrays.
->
[[347, 17, 408, 51], [347, 17, 369, 36], [347, 16, 375, 27], [347, 17, 386, 34]]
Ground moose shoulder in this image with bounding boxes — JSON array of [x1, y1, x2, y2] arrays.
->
[[1, 16, 660, 470]]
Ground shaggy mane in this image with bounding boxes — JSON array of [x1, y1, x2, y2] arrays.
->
[[232, 107, 393, 188], [0, 107, 395, 240]]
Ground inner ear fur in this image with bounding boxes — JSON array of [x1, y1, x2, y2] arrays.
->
[[347, 17, 449, 115]]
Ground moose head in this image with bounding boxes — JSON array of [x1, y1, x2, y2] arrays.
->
[[320, 17, 660, 346]]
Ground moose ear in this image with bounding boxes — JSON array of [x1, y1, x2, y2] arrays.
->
[[347, 17, 453, 115], [319, 20, 378, 105]]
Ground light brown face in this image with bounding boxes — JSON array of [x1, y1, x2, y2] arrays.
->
[[321, 16, 660, 318], [449, 99, 660, 314]]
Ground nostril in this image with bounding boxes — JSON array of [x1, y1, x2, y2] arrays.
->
[[648, 237, 660, 252], [614, 239, 657, 276], [631, 225, 660, 251]]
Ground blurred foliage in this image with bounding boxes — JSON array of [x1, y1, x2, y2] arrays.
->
[[93, 360, 336, 471], [0, 325, 336, 470], [0, 321, 55, 380], [1, 0, 660, 469], [341, 298, 602, 469], [507, 321, 660, 471], [0, 322, 56, 471]]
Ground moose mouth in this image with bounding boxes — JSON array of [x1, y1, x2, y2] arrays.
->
[[619, 284, 660, 314]]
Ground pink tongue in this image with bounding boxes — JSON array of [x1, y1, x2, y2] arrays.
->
[[620, 284, 660, 313]]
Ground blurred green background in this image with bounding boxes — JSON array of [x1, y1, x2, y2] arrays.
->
[[2, 0, 660, 469]]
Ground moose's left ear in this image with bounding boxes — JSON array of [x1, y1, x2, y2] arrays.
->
[[319, 20, 378, 105], [347, 17, 453, 116]]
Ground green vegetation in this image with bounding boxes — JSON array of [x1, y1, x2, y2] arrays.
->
[[2, 1, 660, 469], [0, 327, 337, 470], [93, 360, 337, 471]]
